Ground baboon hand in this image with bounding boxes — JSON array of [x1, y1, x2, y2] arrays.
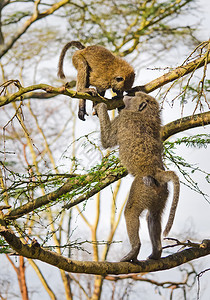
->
[[78, 107, 89, 121], [95, 102, 107, 114], [84, 88, 98, 97]]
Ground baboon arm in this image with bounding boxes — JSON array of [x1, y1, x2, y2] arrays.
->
[[73, 53, 93, 121], [73, 53, 89, 92], [73, 53, 97, 95], [96, 103, 118, 148]]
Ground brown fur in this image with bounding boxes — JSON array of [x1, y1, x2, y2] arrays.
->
[[96, 92, 180, 261], [57, 41, 135, 121]]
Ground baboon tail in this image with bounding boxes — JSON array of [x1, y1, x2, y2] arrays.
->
[[155, 169, 180, 236], [57, 41, 85, 79]]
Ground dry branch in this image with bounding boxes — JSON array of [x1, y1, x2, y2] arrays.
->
[[0, 82, 103, 107], [161, 111, 210, 141], [132, 51, 210, 93], [0, 225, 209, 275]]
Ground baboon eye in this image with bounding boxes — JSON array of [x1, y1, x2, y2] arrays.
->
[[115, 76, 124, 82], [138, 102, 147, 111]]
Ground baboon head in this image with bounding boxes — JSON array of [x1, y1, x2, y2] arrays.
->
[[111, 72, 135, 93], [123, 92, 159, 114]]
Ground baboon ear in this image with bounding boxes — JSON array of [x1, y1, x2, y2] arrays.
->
[[115, 76, 124, 82], [138, 102, 147, 111]]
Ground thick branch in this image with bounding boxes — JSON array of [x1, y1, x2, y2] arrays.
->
[[161, 111, 210, 141], [0, 80, 76, 104], [0, 83, 105, 107], [0, 226, 209, 275]]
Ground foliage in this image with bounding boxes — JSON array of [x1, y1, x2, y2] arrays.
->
[[164, 134, 210, 201], [64, 0, 196, 53], [0, 237, 9, 254]]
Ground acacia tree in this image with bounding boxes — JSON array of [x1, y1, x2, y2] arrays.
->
[[0, 1, 210, 299]]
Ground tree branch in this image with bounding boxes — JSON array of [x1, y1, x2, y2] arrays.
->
[[2, 109, 209, 220], [0, 43, 209, 108], [4, 160, 127, 220], [0, 81, 105, 107], [0, 225, 209, 275], [129, 44, 210, 93], [0, 0, 71, 58], [161, 111, 210, 141]]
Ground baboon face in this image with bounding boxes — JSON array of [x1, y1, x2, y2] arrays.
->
[[111, 72, 135, 93], [123, 92, 159, 114]]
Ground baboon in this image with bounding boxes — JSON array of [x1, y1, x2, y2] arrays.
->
[[57, 41, 135, 121], [96, 92, 180, 262]]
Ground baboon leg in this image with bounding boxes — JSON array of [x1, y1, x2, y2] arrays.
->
[[147, 210, 162, 259], [78, 99, 87, 121], [120, 205, 140, 262], [73, 53, 97, 121], [120, 179, 143, 262]]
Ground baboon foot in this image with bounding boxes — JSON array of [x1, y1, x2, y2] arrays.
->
[[84, 88, 98, 97], [78, 108, 89, 121], [120, 246, 140, 263], [148, 249, 162, 260]]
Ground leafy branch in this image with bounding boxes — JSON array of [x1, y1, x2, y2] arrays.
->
[[130, 41, 210, 94], [164, 134, 210, 201], [1, 132, 209, 222], [2, 155, 127, 220]]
